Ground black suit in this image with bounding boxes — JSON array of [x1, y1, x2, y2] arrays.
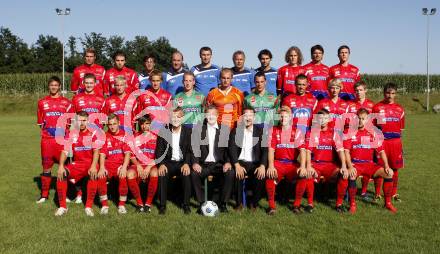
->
[[190, 121, 235, 205], [229, 124, 268, 207], [155, 125, 192, 208]]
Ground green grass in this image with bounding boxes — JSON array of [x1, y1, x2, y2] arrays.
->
[[0, 114, 439, 253]]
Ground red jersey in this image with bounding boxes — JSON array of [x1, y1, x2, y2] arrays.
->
[[315, 98, 349, 128], [67, 129, 101, 164], [306, 128, 342, 162], [100, 131, 130, 166], [70, 64, 106, 95], [132, 131, 158, 165], [37, 96, 73, 139], [282, 93, 317, 128], [134, 88, 172, 123], [104, 66, 139, 96], [270, 126, 305, 161], [372, 100, 405, 139], [103, 93, 134, 130], [328, 63, 360, 96], [277, 65, 305, 95], [347, 98, 375, 113], [72, 93, 105, 114], [344, 128, 384, 163], [303, 62, 329, 93]]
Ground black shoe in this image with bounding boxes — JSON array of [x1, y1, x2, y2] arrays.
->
[[292, 206, 302, 214], [219, 204, 228, 213], [335, 205, 346, 213], [136, 205, 145, 213], [144, 205, 151, 213], [304, 205, 314, 213], [183, 205, 191, 215], [266, 208, 276, 215], [158, 206, 166, 215]]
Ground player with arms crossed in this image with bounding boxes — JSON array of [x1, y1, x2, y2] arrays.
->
[[70, 48, 106, 96], [303, 45, 329, 100], [329, 45, 360, 101], [36, 76, 73, 203], [277, 46, 304, 96], [373, 83, 405, 202], [191, 46, 221, 96]]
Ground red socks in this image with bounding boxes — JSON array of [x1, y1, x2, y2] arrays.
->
[[374, 177, 383, 197], [118, 177, 128, 206], [41, 172, 52, 198], [336, 178, 348, 207], [56, 180, 68, 208], [128, 178, 143, 206], [306, 179, 314, 206], [97, 178, 108, 207], [392, 169, 399, 196], [383, 178, 393, 204], [348, 180, 357, 207], [265, 179, 276, 209], [361, 176, 370, 195], [293, 178, 307, 207], [145, 176, 158, 206], [85, 179, 98, 208]]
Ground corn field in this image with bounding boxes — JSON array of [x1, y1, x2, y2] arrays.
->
[[0, 72, 438, 95]]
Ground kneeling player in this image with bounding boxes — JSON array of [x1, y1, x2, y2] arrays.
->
[[55, 111, 102, 216], [343, 108, 396, 213], [265, 106, 307, 215], [127, 114, 159, 213], [306, 109, 347, 212], [98, 114, 131, 214]]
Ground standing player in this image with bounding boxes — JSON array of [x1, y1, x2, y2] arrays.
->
[[281, 74, 317, 132], [103, 76, 134, 133], [277, 46, 305, 96], [373, 83, 405, 202], [139, 55, 156, 91], [134, 70, 172, 133], [205, 68, 244, 129], [303, 45, 330, 100], [55, 111, 102, 216], [104, 51, 139, 96], [162, 51, 187, 96], [70, 48, 106, 96], [127, 114, 159, 213], [174, 72, 205, 128], [98, 114, 131, 214], [329, 45, 360, 101], [191, 46, 221, 96], [265, 106, 307, 215], [254, 49, 277, 95], [244, 72, 277, 128], [231, 50, 254, 96], [36, 76, 73, 203], [343, 108, 397, 213]]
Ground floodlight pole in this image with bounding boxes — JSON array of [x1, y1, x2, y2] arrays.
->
[[422, 8, 436, 112], [55, 8, 71, 95]]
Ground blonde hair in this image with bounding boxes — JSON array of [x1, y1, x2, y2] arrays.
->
[[328, 78, 343, 90]]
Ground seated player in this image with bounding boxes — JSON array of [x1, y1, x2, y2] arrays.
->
[[127, 114, 159, 213], [305, 109, 347, 212], [97, 114, 131, 215], [55, 111, 103, 217], [265, 106, 307, 215], [343, 108, 397, 213], [36, 76, 73, 203]]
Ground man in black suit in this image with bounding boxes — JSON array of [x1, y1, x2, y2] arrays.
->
[[155, 107, 192, 214], [229, 107, 267, 211], [190, 105, 234, 213]]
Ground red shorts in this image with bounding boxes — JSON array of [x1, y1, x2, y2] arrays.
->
[[312, 162, 339, 180], [379, 138, 404, 169], [128, 164, 157, 179], [41, 138, 63, 170], [274, 160, 299, 182], [105, 162, 123, 178], [65, 161, 94, 184], [353, 162, 382, 178]]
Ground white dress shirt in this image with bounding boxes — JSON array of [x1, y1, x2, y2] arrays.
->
[[205, 123, 219, 162], [171, 128, 182, 161], [238, 127, 254, 162]]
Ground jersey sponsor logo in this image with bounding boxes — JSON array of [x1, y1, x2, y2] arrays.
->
[[114, 110, 126, 115], [46, 111, 63, 117], [311, 76, 327, 81], [292, 108, 312, 119], [353, 144, 372, 149], [276, 143, 297, 149], [317, 145, 332, 150], [340, 78, 355, 83], [74, 146, 92, 151], [147, 106, 165, 110], [286, 80, 295, 85], [384, 117, 400, 122], [83, 108, 99, 113], [108, 149, 123, 155], [140, 148, 155, 154], [184, 107, 200, 113]]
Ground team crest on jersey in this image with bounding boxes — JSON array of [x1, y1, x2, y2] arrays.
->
[[43, 103, 49, 110], [143, 97, 151, 104], [79, 100, 85, 106], [250, 96, 256, 104], [268, 95, 274, 100], [110, 75, 114, 82], [177, 98, 183, 107], [196, 95, 201, 100], [80, 73, 85, 78], [107, 141, 112, 147]]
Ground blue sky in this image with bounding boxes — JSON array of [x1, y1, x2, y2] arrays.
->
[[1, 0, 439, 74]]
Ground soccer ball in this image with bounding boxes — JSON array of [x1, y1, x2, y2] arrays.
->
[[201, 201, 219, 217]]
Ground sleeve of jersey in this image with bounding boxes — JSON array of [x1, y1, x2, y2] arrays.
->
[[281, 96, 289, 107], [160, 72, 167, 90], [269, 128, 277, 149], [401, 110, 405, 130], [355, 68, 361, 82], [37, 100, 43, 125], [100, 141, 108, 155], [103, 72, 110, 96], [131, 71, 139, 90], [343, 139, 351, 151], [375, 143, 385, 154], [276, 68, 284, 94], [333, 134, 344, 151], [314, 101, 323, 114], [70, 68, 79, 92]]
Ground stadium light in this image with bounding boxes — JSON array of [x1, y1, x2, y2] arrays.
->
[[422, 8, 436, 112], [55, 8, 71, 94]]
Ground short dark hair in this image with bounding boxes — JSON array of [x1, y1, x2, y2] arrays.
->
[[173, 106, 184, 114], [84, 48, 96, 56], [254, 71, 266, 81], [138, 114, 152, 125], [205, 104, 218, 113], [357, 108, 370, 116], [354, 81, 367, 89], [295, 74, 308, 84], [199, 46, 212, 55], [316, 108, 330, 115], [232, 50, 245, 59], [107, 113, 119, 122], [258, 49, 272, 60], [383, 82, 398, 93], [77, 111, 89, 118], [83, 73, 96, 81], [143, 55, 155, 63], [48, 76, 61, 85], [338, 45, 350, 54], [243, 106, 255, 113], [149, 70, 163, 81], [311, 45, 324, 57], [112, 51, 126, 60]]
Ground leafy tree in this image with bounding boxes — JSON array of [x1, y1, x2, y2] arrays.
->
[[29, 35, 63, 72], [0, 27, 32, 73]]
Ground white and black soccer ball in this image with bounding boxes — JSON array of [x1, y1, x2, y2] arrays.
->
[[201, 201, 219, 217]]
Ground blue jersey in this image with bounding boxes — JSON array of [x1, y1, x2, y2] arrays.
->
[[255, 67, 277, 95], [162, 68, 186, 96], [190, 64, 220, 96], [138, 71, 151, 91], [231, 67, 254, 96]]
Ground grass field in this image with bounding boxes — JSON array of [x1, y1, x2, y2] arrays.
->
[[0, 113, 439, 253]]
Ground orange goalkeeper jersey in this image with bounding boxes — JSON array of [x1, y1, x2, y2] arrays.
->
[[206, 86, 244, 128]]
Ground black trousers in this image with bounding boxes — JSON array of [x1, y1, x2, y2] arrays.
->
[[159, 161, 191, 207], [236, 160, 264, 206], [190, 162, 235, 205]]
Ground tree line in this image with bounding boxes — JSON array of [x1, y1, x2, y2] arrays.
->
[[0, 27, 178, 74]]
